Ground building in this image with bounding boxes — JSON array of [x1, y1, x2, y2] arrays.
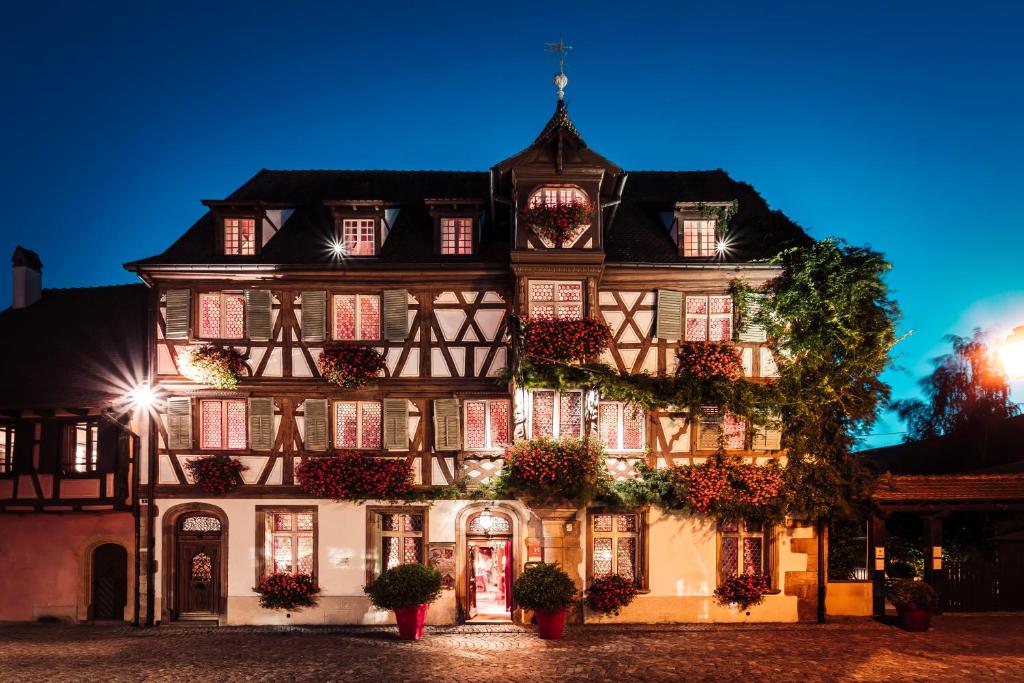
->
[[118, 84, 833, 626], [0, 248, 149, 622]]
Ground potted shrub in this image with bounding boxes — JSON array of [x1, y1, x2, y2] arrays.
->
[[585, 575, 638, 617], [511, 562, 577, 639], [888, 579, 939, 632], [364, 563, 443, 640]]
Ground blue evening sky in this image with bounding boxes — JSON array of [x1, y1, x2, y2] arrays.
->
[[2, 1, 1022, 448]]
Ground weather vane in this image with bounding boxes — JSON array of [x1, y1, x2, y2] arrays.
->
[[545, 37, 573, 100]]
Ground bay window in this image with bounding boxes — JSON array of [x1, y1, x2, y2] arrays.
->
[[528, 280, 583, 319]]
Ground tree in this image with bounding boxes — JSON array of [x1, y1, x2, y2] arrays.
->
[[892, 329, 1019, 442]]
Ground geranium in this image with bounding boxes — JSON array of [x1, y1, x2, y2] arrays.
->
[[185, 455, 247, 496], [585, 575, 638, 616], [714, 573, 770, 611], [495, 437, 608, 505], [296, 452, 413, 501], [668, 457, 787, 522], [676, 343, 743, 382], [520, 199, 592, 247], [523, 317, 611, 364], [255, 572, 320, 611], [319, 344, 386, 389], [179, 345, 246, 389]]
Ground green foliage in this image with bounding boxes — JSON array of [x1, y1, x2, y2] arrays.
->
[[892, 329, 1019, 442], [511, 562, 577, 613], [363, 563, 443, 610], [886, 579, 940, 611], [698, 200, 739, 244], [827, 517, 868, 580], [493, 437, 609, 506]]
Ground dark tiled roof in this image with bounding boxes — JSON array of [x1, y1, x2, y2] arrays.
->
[[874, 473, 1024, 503], [128, 168, 811, 268], [0, 285, 148, 409]]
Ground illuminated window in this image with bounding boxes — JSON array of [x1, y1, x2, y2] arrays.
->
[[341, 218, 376, 256], [223, 217, 256, 256], [682, 219, 716, 257], [333, 401, 382, 450], [368, 508, 426, 580], [596, 401, 645, 451], [590, 511, 647, 589], [719, 520, 768, 584], [257, 508, 317, 582], [0, 425, 13, 473], [65, 422, 98, 473], [684, 295, 733, 342], [529, 390, 583, 439], [528, 185, 589, 209], [200, 399, 247, 450], [528, 280, 583, 319], [199, 292, 245, 339], [332, 294, 380, 340], [463, 399, 511, 450], [440, 217, 473, 255], [698, 407, 747, 451]]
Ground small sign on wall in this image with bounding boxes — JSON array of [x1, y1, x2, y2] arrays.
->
[[874, 546, 885, 571], [527, 544, 543, 563]]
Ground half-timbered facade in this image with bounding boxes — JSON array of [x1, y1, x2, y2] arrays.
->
[[0, 248, 148, 622], [124, 95, 825, 626]]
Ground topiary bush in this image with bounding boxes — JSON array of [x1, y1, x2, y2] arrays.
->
[[364, 563, 444, 610], [511, 562, 577, 614], [887, 579, 940, 611]]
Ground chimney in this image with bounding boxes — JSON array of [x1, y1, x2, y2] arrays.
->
[[12, 246, 42, 309]]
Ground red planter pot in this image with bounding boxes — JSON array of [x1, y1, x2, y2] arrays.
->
[[394, 603, 430, 640], [896, 605, 932, 632], [534, 609, 567, 639]]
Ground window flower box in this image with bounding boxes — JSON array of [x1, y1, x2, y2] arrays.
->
[[185, 455, 248, 495], [521, 199, 592, 247], [523, 317, 611, 364], [319, 343, 386, 389], [179, 345, 246, 389], [255, 572, 320, 611], [296, 452, 413, 502]]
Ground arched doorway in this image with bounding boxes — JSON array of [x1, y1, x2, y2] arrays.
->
[[464, 508, 515, 622], [91, 544, 127, 620], [174, 512, 223, 620]]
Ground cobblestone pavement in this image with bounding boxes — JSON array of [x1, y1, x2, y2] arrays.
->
[[1, 615, 1023, 682]]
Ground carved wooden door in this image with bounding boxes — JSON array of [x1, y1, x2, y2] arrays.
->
[[177, 540, 220, 618]]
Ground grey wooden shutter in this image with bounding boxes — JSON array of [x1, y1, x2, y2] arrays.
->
[[303, 399, 328, 451], [249, 398, 274, 451], [382, 289, 409, 341], [301, 291, 326, 342], [738, 294, 768, 343], [165, 397, 193, 450], [165, 289, 191, 340], [433, 398, 461, 451], [656, 290, 682, 340], [752, 416, 782, 451], [245, 289, 272, 341], [383, 398, 409, 450]]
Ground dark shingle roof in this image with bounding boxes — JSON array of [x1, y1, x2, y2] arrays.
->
[[874, 473, 1024, 503], [0, 285, 148, 409], [127, 168, 811, 268]]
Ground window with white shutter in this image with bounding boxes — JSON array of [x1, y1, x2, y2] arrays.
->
[[382, 399, 409, 450], [248, 398, 274, 451], [303, 399, 328, 451], [738, 293, 767, 342], [165, 397, 193, 450], [698, 406, 746, 451], [333, 400, 382, 450], [301, 291, 327, 342], [433, 399, 461, 451], [656, 290, 682, 340], [200, 399, 247, 450], [164, 289, 191, 340], [752, 415, 782, 451]]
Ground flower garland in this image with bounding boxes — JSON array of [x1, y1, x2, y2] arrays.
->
[[255, 572, 320, 611], [670, 457, 787, 522], [179, 345, 246, 389], [676, 342, 744, 382], [494, 437, 608, 505], [585, 575, 638, 616], [185, 455, 248, 495], [713, 573, 770, 611], [523, 317, 611, 364], [296, 452, 413, 501], [520, 199, 591, 247], [319, 344, 386, 389]]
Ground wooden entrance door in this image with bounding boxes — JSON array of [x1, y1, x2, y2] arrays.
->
[[91, 543, 127, 620], [175, 513, 223, 620]]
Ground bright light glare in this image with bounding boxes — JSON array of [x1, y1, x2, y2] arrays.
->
[[127, 384, 155, 409], [715, 238, 731, 255], [478, 506, 494, 531], [999, 326, 1024, 380], [331, 240, 345, 256]]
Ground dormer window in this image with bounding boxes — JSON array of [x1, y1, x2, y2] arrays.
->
[[223, 217, 256, 256], [341, 218, 376, 256], [529, 185, 588, 208], [682, 219, 716, 257], [440, 217, 473, 255]]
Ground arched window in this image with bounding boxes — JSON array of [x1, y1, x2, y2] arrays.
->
[[180, 515, 222, 533]]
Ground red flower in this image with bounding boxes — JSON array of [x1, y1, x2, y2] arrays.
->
[[185, 455, 247, 495], [319, 344, 386, 389], [676, 343, 743, 382], [255, 572, 320, 610], [296, 452, 413, 501], [520, 200, 592, 247], [180, 345, 246, 389], [714, 573, 769, 611], [585, 575, 638, 615], [522, 317, 611, 364]]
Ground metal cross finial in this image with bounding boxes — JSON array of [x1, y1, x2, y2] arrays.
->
[[545, 37, 573, 101]]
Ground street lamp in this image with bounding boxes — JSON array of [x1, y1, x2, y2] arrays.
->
[[999, 326, 1024, 380], [126, 383, 155, 410], [478, 506, 494, 534]]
